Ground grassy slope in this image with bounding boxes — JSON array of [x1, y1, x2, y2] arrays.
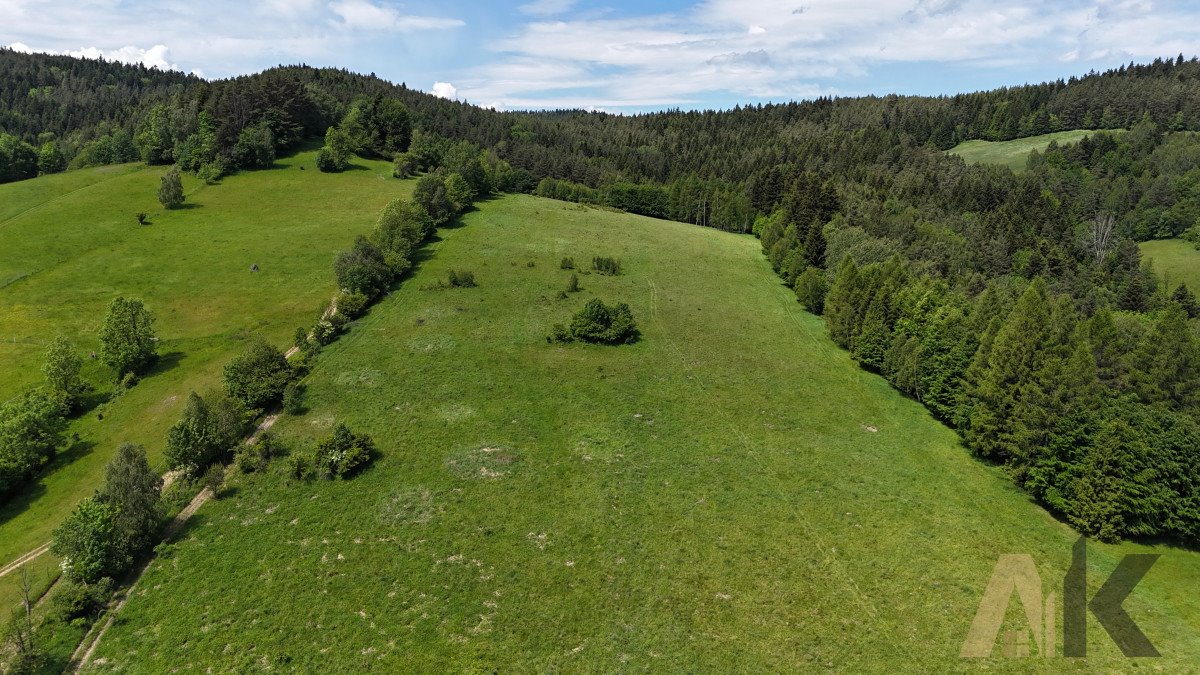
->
[[0, 153, 411, 604], [1141, 238, 1200, 292], [88, 195, 1200, 672], [948, 130, 1123, 172]]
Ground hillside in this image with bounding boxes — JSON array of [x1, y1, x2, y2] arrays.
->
[[81, 194, 1200, 671], [0, 151, 409, 613]]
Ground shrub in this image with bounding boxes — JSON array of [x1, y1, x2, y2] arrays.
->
[[592, 256, 622, 275], [285, 452, 312, 481], [311, 319, 339, 346], [560, 257, 575, 269], [223, 338, 292, 411], [551, 299, 640, 345], [566, 274, 580, 293], [448, 269, 477, 288], [336, 291, 370, 319], [136, 212, 147, 225], [51, 577, 115, 622], [313, 423, 375, 479], [282, 382, 306, 415], [202, 463, 225, 497], [236, 431, 282, 473]]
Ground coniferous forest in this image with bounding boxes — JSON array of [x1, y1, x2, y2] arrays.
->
[[3, 48, 1200, 544]]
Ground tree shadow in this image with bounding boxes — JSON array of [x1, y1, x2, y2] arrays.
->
[[169, 202, 202, 211], [0, 440, 96, 528], [145, 350, 185, 379]]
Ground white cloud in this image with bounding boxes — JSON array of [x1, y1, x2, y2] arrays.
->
[[328, 0, 463, 31], [518, 0, 576, 16], [431, 81, 458, 99], [450, 0, 1200, 110], [4, 42, 181, 71]]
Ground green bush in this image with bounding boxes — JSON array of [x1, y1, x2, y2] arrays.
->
[[592, 256, 622, 275], [560, 257, 575, 269], [203, 463, 225, 497], [223, 338, 292, 411], [51, 577, 115, 622], [236, 431, 283, 474], [313, 423, 375, 479], [282, 382, 306, 415], [336, 291, 370, 319], [448, 269, 477, 288], [550, 299, 640, 345], [565, 274, 580, 293]]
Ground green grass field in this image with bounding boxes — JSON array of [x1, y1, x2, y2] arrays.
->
[[948, 130, 1123, 172], [0, 152, 410, 609], [84, 195, 1200, 672], [1141, 238, 1200, 292]]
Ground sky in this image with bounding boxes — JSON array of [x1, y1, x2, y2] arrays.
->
[[3, 0, 1200, 113]]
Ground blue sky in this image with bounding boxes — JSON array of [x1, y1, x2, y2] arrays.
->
[[3, 0, 1200, 113]]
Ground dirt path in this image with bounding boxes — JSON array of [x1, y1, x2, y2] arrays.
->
[[0, 542, 52, 579], [70, 412, 282, 672]]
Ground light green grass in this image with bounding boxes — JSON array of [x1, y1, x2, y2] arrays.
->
[[1141, 238, 1200, 292], [87, 195, 1200, 671], [948, 130, 1123, 172], [0, 153, 411, 603]]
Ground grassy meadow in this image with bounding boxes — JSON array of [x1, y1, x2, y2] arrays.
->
[[948, 129, 1123, 172], [0, 152, 410, 606], [84, 195, 1200, 672], [1141, 238, 1200, 292]]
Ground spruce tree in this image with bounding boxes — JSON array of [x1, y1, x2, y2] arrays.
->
[[965, 278, 1052, 459], [824, 257, 860, 348]]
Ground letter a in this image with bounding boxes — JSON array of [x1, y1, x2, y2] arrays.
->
[[961, 555, 1044, 657]]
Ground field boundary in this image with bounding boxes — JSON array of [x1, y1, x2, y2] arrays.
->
[[67, 295, 338, 671], [69, 412, 282, 672]]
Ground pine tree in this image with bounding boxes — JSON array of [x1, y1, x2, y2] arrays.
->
[[1171, 282, 1200, 318], [824, 257, 860, 348]]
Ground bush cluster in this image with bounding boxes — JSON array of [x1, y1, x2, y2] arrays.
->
[[549, 299, 640, 345], [592, 256, 622, 275]]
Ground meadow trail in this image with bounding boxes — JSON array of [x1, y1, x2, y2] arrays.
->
[[70, 411, 283, 672], [0, 542, 51, 579]]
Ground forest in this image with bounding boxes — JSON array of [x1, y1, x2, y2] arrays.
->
[[2, 49, 1200, 543]]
